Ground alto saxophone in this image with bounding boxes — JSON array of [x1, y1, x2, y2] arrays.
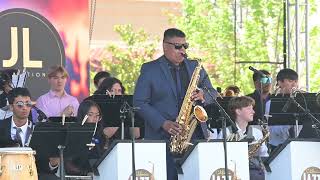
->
[[248, 119, 270, 158], [169, 61, 208, 154]]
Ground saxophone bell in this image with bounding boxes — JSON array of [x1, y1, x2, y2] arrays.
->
[[193, 106, 208, 122]]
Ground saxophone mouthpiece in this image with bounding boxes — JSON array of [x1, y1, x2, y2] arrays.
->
[[181, 52, 188, 59]]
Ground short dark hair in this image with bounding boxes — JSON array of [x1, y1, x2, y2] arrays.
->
[[93, 71, 111, 87], [77, 100, 101, 123], [276, 68, 298, 82], [94, 77, 125, 95], [163, 28, 186, 41], [253, 69, 271, 82], [7, 88, 31, 104], [0, 71, 11, 91], [228, 96, 255, 119], [225, 85, 240, 95]]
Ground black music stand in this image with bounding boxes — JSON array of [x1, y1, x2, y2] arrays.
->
[[87, 94, 142, 180], [269, 93, 320, 137], [205, 97, 232, 129], [86, 94, 144, 139], [203, 86, 239, 180], [29, 122, 96, 180], [48, 117, 78, 123]]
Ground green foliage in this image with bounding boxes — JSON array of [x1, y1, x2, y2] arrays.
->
[[309, 25, 320, 92], [168, 0, 284, 94], [100, 24, 159, 94], [93, 1, 320, 95]]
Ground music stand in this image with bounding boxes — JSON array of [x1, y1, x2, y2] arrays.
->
[[205, 97, 232, 129], [29, 122, 96, 180], [86, 94, 144, 139], [87, 94, 143, 180], [269, 93, 320, 137], [48, 117, 78, 123], [203, 86, 240, 180]]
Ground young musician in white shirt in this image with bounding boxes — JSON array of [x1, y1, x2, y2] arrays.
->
[[218, 96, 268, 180]]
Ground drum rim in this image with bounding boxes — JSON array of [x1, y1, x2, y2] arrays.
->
[[0, 151, 36, 154]]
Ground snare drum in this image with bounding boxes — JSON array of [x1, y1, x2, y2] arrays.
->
[[0, 147, 38, 180]]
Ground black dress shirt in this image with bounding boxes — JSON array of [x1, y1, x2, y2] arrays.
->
[[247, 90, 270, 124], [165, 57, 189, 108]]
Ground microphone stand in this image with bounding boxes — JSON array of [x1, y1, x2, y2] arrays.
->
[[287, 97, 320, 134], [120, 102, 126, 140], [203, 87, 238, 180], [58, 145, 66, 180], [122, 102, 140, 180], [258, 82, 265, 123]]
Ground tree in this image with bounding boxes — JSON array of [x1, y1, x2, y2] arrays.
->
[[99, 24, 159, 94], [168, 0, 319, 94], [93, 0, 319, 94]]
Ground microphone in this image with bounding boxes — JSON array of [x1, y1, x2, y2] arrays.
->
[[282, 98, 293, 112], [249, 66, 266, 77], [32, 105, 47, 121]]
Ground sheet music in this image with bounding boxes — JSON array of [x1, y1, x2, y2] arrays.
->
[[11, 69, 27, 88]]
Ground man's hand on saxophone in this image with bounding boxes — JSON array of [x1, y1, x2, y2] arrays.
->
[[190, 88, 205, 103], [162, 120, 182, 136]]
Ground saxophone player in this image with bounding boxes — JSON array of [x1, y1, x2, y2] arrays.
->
[[217, 96, 269, 180], [133, 28, 216, 180]]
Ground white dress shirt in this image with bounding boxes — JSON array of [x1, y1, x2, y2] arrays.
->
[[10, 118, 29, 146], [217, 123, 269, 157], [266, 99, 303, 146]]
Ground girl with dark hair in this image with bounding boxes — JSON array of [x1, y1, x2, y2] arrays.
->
[[93, 77, 140, 147], [77, 100, 102, 123], [65, 100, 106, 176], [94, 77, 125, 96]]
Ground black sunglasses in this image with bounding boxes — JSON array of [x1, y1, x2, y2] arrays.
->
[[165, 42, 189, 50]]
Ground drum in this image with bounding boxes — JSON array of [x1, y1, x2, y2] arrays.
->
[[0, 147, 38, 180]]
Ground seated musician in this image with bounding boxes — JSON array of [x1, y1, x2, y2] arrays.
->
[[217, 96, 268, 180], [0, 69, 16, 119], [93, 77, 140, 148], [36, 65, 79, 118], [0, 88, 60, 180], [93, 71, 111, 89], [60, 99, 107, 176], [270, 68, 319, 143], [224, 85, 241, 97]]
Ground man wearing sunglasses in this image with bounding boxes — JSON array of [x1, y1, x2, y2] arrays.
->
[[247, 69, 272, 125], [134, 28, 216, 180]]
